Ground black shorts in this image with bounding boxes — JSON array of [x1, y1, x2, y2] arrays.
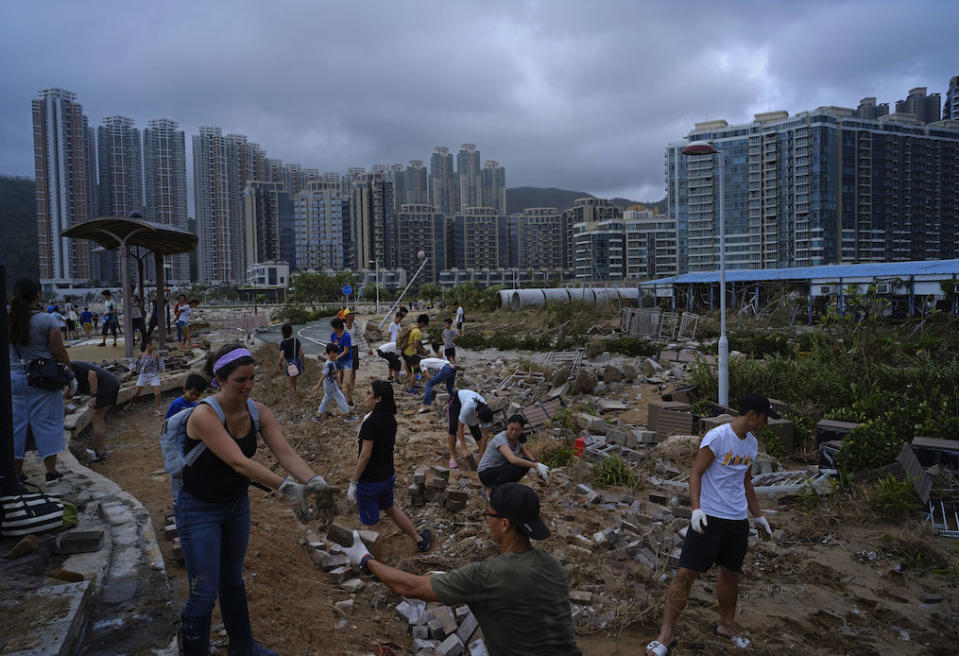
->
[[446, 394, 481, 441], [402, 352, 420, 371], [377, 350, 402, 372], [678, 515, 749, 573], [102, 318, 118, 337], [444, 347, 456, 359], [352, 348, 359, 370], [95, 378, 121, 409]]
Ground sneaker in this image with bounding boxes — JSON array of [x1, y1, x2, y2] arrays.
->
[[93, 450, 107, 463], [406, 387, 419, 395], [344, 414, 360, 422], [417, 406, 431, 414], [311, 415, 324, 424], [45, 471, 63, 483], [417, 528, 433, 553]]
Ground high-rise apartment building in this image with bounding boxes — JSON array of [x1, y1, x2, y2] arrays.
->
[[854, 97, 889, 120], [573, 218, 625, 281], [243, 181, 293, 273], [945, 76, 959, 120], [143, 118, 189, 282], [193, 127, 233, 282], [452, 207, 508, 269], [624, 209, 679, 280], [895, 87, 941, 124], [481, 160, 507, 214], [666, 99, 959, 273], [562, 198, 622, 270], [457, 144, 481, 212], [352, 171, 397, 272], [397, 204, 447, 282], [294, 180, 349, 272], [393, 160, 428, 208], [512, 207, 563, 271], [32, 88, 97, 284], [97, 116, 143, 216], [429, 147, 457, 216]]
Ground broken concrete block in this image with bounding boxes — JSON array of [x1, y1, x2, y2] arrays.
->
[[772, 529, 786, 544], [428, 618, 445, 640], [598, 398, 627, 413], [334, 599, 354, 616], [575, 413, 606, 432], [414, 467, 427, 484], [163, 523, 178, 540], [573, 369, 598, 394], [434, 605, 458, 636], [605, 428, 627, 446], [430, 466, 450, 482], [172, 537, 183, 561], [395, 600, 420, 624], [412, 638, 440, 652], [456, 612, 479, 645], [56, 529, 104, 554], [437, 634, 464, 656], [413, 624, 430, 640], [341, 578, 365, 593], [445, 499, 467, 512], [631, 428, 658, 445], [445, 489, 469, 503], [468, 640, 488, 656], [327, 522, 354, 547], [327, 565, 351, 584], [426, 482, 448, 502], [309, 547, 332, 568], [569, 590, 593, 603]]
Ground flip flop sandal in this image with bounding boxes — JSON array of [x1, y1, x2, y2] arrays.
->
[[713, 625, 750, 648], [645, 638, 677, 656]]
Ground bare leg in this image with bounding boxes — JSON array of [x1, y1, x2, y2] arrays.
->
[[384, 505, 421, 544], [446, 433, 458, 463], [652, 568, 699, 651], [715, 566, 740, 637], [152, 387, 162, 413], [91, 407, 109, 453], [344, 370, 355, 404], [126, 386, 143, 409], [43, 454, 58, 475]]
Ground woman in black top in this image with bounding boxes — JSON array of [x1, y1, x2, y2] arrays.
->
[[277, 322, 304, 404], [176, 344, 328, 656], [348, 380, 432, 553]]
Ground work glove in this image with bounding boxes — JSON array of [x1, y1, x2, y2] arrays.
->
[[278, 475, 310, 523], [344, 529, 372, 566], [690, 509, 708, 534], [304, 474, 329, 494], [535, 462, 550, 482], [753, 515, 772, 535], [347, 480, 358, 504]]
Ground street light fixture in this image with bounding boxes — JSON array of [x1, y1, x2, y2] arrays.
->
[[682, 140, 729, 406]]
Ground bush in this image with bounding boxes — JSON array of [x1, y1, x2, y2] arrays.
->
[[727, 330, 795, 359], [757, 426, 785, 458], [541, 446, 576, 469], [273, 303, 311, 324], [454, 331, 488, 349], [594, 455, 635, 488], [869, 476, 921, 521], [604, 336, 657, 357], [836, 416, 904, 472]]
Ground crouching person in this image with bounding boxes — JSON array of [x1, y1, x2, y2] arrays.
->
[[477, 414, 549, 489], [343, 483, 582, 656]]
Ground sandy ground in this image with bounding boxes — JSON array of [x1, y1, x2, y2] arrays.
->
[[75, 305, 959, 655]]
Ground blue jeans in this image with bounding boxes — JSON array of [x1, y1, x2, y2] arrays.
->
[[175, 489, 255, 654], [423, 365, 456, 406]]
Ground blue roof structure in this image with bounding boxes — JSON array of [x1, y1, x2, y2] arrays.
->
[[640, 259, 959, 286]]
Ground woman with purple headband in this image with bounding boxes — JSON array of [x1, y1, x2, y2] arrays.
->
[[176, 343, 329, 656]]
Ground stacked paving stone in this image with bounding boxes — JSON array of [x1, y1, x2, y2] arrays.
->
[[394, 597, 487, 655], [409, 466, 471, 512]]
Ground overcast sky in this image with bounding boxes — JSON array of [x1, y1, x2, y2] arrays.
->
[[1, 0, 957, 203]]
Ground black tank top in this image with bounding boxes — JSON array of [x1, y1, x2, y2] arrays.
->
[[183, 408, 257, 502]]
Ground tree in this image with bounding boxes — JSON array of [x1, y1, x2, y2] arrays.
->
[[418, 282, 442, 305]]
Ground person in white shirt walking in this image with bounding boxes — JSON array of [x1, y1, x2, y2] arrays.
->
[[646, 394, 778, 656]]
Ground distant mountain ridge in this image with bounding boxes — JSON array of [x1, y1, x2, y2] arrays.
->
[[507, 186, 666, 213]]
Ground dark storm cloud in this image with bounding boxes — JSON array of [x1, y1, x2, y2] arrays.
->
[[1, 0, 957, 203]]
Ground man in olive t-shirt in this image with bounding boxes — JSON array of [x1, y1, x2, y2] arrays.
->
[[343, 483, 581, 656]]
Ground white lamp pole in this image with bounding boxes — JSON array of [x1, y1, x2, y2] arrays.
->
[[370, 259, 379, 317], [683, 140, 728, 406]]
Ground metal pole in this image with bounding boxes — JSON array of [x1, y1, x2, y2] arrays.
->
[[155, 251, 168, 355], [0, 258, 17, 495], [717, 150, 729, 407], [375, 260, 380, 317], [120, 240, 135, 358], [377, 257, 429, 330]]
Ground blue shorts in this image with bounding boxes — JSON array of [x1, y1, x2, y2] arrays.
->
[[356, 476, 395, 526], [334, 357, 353, 371]]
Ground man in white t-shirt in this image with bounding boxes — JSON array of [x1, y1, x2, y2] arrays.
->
[[388, 309, 405, 344], [646, 394, 778, 656], [454, 305, 465, 331], [446, 388, 493, 469]]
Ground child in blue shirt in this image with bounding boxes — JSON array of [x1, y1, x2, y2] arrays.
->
[[164, 374, 208, 419]]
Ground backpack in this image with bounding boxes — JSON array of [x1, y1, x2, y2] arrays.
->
[[395, 325, 415, 352], [160, 396, 260, 501]]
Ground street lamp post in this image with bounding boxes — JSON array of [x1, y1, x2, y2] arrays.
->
[[683, 140, 728, 406], [369, 259, 379, 317]]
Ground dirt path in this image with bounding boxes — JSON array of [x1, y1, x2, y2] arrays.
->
[[79, 329, 959, 656]]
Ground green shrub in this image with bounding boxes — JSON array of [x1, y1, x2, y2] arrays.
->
[[757, 426, 785, 458], [604, 336, 657, 357], [455, 331, 488, 349], [727, 330, 794, 359], [869, 476, 921, 521], [273, 303, 311, 324], [548, 407, 577, 432], [541, 446, 576, 469], [836, 417, 904, 472], [594, 455, 635, 488]]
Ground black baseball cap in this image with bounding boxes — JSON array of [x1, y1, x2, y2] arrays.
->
[[489, 483, 550, 540], [738, 393, 781, 419]]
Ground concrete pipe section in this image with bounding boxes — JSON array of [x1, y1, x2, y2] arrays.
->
[[501, 287, 640, 310]]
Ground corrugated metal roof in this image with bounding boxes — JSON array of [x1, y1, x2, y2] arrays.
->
[[640, 259, 959, 286]]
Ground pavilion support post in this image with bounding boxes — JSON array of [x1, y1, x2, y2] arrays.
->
[[155, 251, 168, 355], [120, 244, 135, 359]]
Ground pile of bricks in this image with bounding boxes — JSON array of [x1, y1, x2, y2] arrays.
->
[[409, 466, 470, 512], [394, 598, 487, 656]]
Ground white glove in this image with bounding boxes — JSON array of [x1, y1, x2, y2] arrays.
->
[[304, 474, 329, 494], [754, 515, 772, 535], [535, 462, 550, 482], [690, 509, 708, 534], [347, 480, 357, 504], [343, 530, 372, 566], [278, 475, 310, 523]]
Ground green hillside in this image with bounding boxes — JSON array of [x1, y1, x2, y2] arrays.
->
[[507, 186, 666, 213]]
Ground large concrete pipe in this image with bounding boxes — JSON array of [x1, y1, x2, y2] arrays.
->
[[500, 287, 640, 309]]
